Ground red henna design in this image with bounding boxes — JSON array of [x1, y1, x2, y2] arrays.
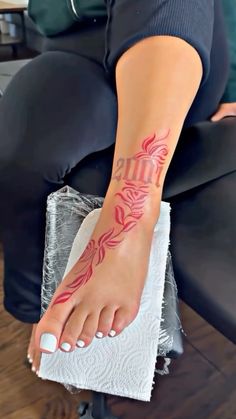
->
[[67, 264, 93, 289], [52, 239, 97, 305], [111, 131, 170, 184], [97, 245, 106, 265], [106, 239, 124, 248], [123, 221, 137, 232], [115, 205, 125, 225], [52, 131, 169, 306], [79, 239, 97, 263], [53, 291, 74, 305], [98, 227, 115, 247], [52, 181, 148, 306], [134, 131, 169, 165]]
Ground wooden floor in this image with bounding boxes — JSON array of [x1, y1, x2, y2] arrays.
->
[[1, 244, 236, 419]]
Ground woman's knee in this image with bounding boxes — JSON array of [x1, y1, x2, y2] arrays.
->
[[0, 53, 78, 179], [0, 51, 117, 178]]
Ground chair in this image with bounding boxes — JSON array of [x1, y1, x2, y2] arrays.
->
[[1, 62, 235, 419], [78, 117, 236, 418]]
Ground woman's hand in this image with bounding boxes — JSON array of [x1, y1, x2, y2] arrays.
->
[[211, 102, 236, 122]]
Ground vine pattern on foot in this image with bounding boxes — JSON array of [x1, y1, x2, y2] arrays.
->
[[52, 131, 169, 306], [111, 131, 169, 186]]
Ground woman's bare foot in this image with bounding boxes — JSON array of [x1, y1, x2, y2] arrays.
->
[[27, 324, 42, 375], [34, 180, 160, 355]]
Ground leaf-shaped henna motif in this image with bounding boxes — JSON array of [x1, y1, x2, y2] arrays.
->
[[131, 204, 145, 210], [96, 245, 106, 265], [130, 212, 143, 219], [53, 291, 74, 305], [80, 239, 96, 262], [98, 228, 115, 247], [123, 221, 137, 232], [114, 192, 133, 208], [68, 264, 93, 288], [115, 205, 125, 225], [142, 134, 156, 151], [134, 131, 169, 168], [106, 238, 124, 248], [154, 145, 169, 166]]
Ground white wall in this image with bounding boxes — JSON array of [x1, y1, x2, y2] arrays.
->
[[0, 0, 28, 5]]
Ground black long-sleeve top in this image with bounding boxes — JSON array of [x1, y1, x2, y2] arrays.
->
[[105, 0, 226, 87]]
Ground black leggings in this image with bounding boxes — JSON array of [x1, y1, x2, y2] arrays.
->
[[0, 2, 230, 323]]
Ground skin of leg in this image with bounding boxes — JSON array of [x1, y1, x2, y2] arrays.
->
[[32, 35, 202, 370]]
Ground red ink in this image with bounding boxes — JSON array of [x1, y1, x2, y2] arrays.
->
[[115, 205, 125, 225], [111, 131, 169, 185], [52, 181, 149, 306], [134, 131, 169, 186], [52, 131, 169, 306]]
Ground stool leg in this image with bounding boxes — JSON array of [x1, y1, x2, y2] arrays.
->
[[92, 392, 118, 419], [78, 392, 118, 418]]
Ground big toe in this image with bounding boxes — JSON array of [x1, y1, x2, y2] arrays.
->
[[35, 298, 75, 354]]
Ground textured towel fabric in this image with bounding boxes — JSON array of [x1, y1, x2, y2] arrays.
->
[[38, 201, 170, 402]]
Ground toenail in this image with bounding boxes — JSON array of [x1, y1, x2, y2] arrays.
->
[[76, 340, 85, 348], [96, 332, 104, 339], [40, 333, 57, 353], [108, 330, 116, 337], [60, 342, 72, 352], [27, 354, 33, 363], [32, 366, 36, 372]]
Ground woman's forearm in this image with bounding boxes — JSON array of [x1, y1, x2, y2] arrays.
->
[[103, 35, 203, 227]]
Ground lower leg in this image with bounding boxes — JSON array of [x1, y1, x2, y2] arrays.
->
[[34, 35, 203, 360], [0, 171, 59, 324]]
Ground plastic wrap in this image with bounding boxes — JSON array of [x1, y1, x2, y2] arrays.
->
[[41, 186, 103, 315], [158, 251, 184, 359], [41, 186, 184, 393]]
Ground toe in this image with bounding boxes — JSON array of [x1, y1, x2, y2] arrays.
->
[[59, 305, 89, 351], [27, 350, 33, 365], [96, 306, 116, 338], [35, 297, 75, 354], [33, 350, 42, 376], [27, 324, 37, 364], [76, 312, 100, 348], [109, 307, 136, 337]]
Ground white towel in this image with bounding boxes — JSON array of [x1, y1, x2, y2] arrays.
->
[[38, 202, 170, 402]]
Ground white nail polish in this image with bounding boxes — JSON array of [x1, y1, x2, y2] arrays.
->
[[36, 370, 39, 376], [32, 366, 36, 372], [109, 330, 116, 337], [76, 339, 85, 348], [40, 333, 57, 353], [96, 332, 104, 339], [27, 354, 33, 363], [60, 342, 72, 352]]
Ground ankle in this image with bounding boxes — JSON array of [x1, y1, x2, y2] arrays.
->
[[103, 181, 162, 233]]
